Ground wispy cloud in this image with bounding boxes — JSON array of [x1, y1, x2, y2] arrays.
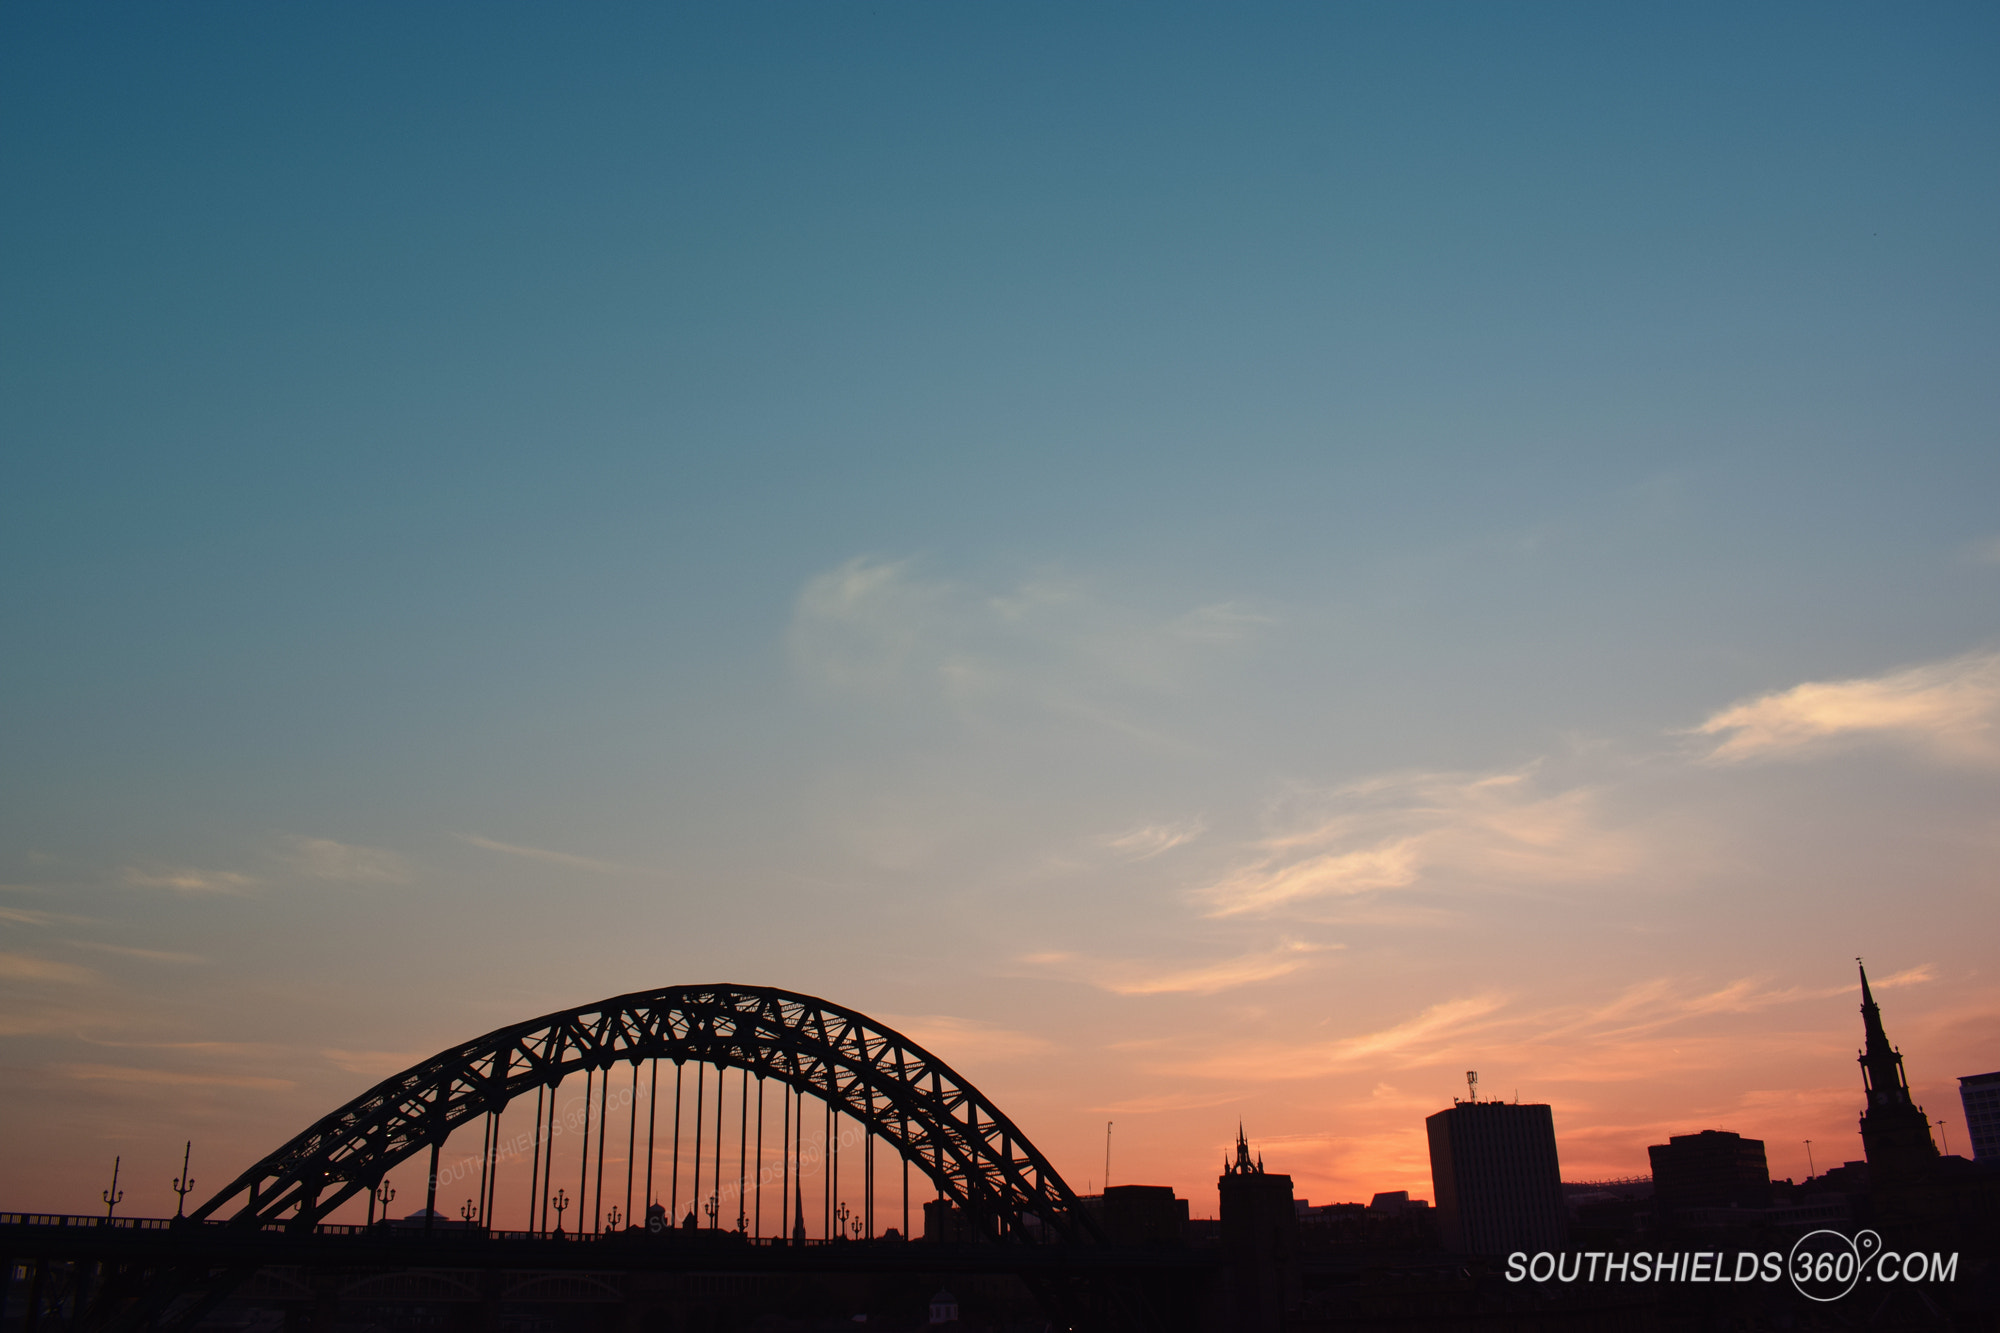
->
[[788, 557, 1271, 742], [1964, 535, 2000, 566], [1158, 994, 1511, 1082], [1199, 770, 1637, 918], [65, 940, 206, 965], [121, 866, 259, 895], [1105, 819, 1206, 859], [0, 905, 73, 927], [877, 1015, 1050, 1064], [1023, 940, 1332, 996], [323, 1048, 426, 1077], [1693, 650, 2000, 763], [0, 951, 98, 984], [60, 1063, 294, 1091], [283, 836, 412, 883], [458, 834, 625, 875]]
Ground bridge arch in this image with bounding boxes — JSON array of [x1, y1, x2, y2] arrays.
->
[[192, 984, 1100, 1246]]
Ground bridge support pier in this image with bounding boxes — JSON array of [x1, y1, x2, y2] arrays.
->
[[425, 1142, 441, 1233]]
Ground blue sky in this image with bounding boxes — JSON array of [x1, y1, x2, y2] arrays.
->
[[3, 4, 1998, 1213]]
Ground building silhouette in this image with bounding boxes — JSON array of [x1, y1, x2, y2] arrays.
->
[[1647, 1130, 1770, 1214], [1854, 960, 1940, 1196], [1080, 1183, 1190, 1245], [1425, 1087, 1566, 1255], [1960, 1070, 2000, 1163], [1218, 1126, 1299, 1333]]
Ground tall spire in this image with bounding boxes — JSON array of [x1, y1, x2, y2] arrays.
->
[[1852, 956, 1938, 1188], [1857, 958, 1911, 1106]]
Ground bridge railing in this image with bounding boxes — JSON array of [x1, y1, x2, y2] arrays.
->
[[0, 1214, 882, 1246]]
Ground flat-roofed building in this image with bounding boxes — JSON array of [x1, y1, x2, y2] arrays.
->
[[1426, 1097, 1565, 1255], [1960, 1071, 2000, 1162], [1649, 1130, 1771, 1213]]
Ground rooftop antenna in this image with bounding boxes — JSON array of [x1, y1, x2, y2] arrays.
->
[[1465, 1071, 1479, 1104], [1104, 1121, 1113, 1192]]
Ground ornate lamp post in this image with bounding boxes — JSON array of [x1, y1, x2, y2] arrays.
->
[[102, 1157, 124, 1222], [850, 1214, 863, 1240], [703, 1194, 718, 1229], [607, 1205, 622, 1232], [170, 1143, 196, 1220], [835, 1201, 849, 1241], [372, 1179, 396, 1227], [460, 1199, 478, 1228], [550, 1188, 569, 1235]]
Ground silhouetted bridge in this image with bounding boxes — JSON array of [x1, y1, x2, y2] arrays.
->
[[2, 986, 1214, 1333]]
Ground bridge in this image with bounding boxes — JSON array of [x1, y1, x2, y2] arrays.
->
[[1, 985, 1215, 1333]]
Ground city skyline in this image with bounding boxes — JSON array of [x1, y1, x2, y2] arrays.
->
[[3, 4, 1999, 1219]]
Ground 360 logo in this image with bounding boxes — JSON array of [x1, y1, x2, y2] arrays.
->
[[1788, 1228, 1881, 1301]]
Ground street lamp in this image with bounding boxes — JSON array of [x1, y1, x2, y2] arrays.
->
[[704, 1195, 719, 1229], [171, 1143, 195, 1220], [460, 1199, 478, 1228], [850, 1215, 863, 1240], [102, 1156, 124, 1222], [608, 1205, 622, 1232], [551, 1188, 569, 1235], [373, 1180, 396, 1227], [836, 1201, 849, 1241]]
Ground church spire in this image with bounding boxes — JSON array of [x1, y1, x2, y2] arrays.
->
[[1852, 957, 1938, 1188], [1225, 1122, 1260, 1176], [1857, 958, 1912, 1106]]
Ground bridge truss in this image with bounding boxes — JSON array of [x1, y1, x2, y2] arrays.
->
[[192, 983, 1097, 1245]]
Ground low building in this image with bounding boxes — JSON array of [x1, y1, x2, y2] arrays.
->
[[1648, 1130, 1771, 1213]]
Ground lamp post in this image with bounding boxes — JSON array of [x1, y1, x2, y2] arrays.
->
[[608, 1205, 622, 1232], [850, 1215, 863, 1240], [373, 1180, 396, 1227], [461, 1199, 478, 1228], [102, 1156, 124, 1222], [836, 1201, 849, 1241], [171, 1142, 195, 1220], [704, 1195, 718, 1229], [551, 1188, 569, 1235]]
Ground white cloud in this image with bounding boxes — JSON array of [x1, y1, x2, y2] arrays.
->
[[284, 836, 411, 883], [788, 557, 1270, 739], [121, 866, 259, 895], [1693, 650, 2000, 763], [458, 834, 625, 874], [1022, 939, 1331, 996], [1199, 770, 1637, 918], [1105, 819, 1206, 859]]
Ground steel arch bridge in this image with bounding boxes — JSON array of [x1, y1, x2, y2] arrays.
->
[[191, 983, 1101, 1247]]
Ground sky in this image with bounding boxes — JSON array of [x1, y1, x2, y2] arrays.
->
[[2, 3, 1998, 1223]]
